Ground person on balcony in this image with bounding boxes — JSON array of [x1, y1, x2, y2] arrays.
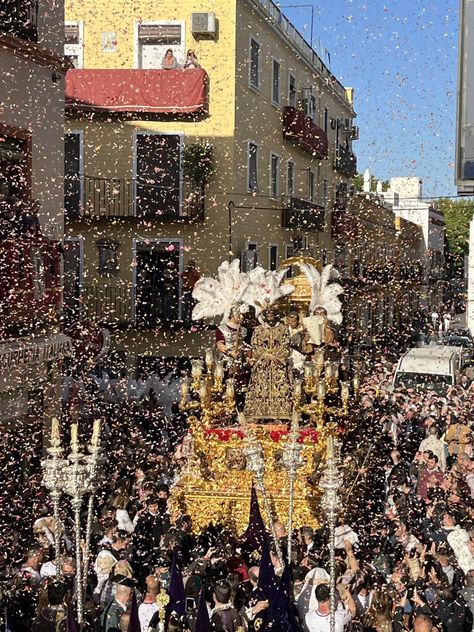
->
[[161, 48, 180, 70], [183, 50, 201, 69]]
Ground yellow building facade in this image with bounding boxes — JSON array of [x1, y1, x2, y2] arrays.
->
[[64, 0, 357, 369]]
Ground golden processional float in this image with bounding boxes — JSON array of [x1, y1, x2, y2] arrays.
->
[[170, 255, 362, 553]]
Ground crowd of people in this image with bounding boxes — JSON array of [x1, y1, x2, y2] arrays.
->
[[0, 335, 473, 631]]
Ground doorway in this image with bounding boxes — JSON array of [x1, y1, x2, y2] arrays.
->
[[134, 240, 181, 326]]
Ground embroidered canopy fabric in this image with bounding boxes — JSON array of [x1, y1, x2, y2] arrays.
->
[[65, 68, 208, 114]]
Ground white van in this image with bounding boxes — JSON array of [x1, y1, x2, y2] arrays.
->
[[392, 346, 462, 394]]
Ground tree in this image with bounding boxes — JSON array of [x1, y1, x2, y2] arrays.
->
[[435, 198, 474, 275]]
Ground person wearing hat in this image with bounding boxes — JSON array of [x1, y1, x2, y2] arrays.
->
[[101, 577, 133, 632]]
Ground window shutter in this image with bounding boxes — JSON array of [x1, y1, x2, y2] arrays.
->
[[138, 24, 181, 41], [65, 23, 80, 45]]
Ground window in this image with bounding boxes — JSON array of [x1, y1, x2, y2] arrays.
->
[[0, 0, 38, 42], [322, 179, 329, 207], [269, 244, 278, 271], [286, 161, 294, 196], [288, 74, 296, 107], [134, 132, 182, 218], [136, 22, 184, 69], [0, 128, 31, 203], [64, 132, 83, 217], [64, 21, 84, 68], [242, 242, 258, 271], [249, 38, 260, 89], [324, 107, 329, 133], [308, 170, 315, 202], [248, 142, 258, 191], [272, 59, 280, 104], [269, 153, 279, 198], [97, 239, 119, 276]]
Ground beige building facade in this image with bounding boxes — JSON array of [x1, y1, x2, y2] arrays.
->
[[63, 0, 358, 370], [0, 2, 69, 474]]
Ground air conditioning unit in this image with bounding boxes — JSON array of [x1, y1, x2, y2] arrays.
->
[[351, 125, 360, 140], [191, 12, 217, 36], [241, 249, 257, 272]]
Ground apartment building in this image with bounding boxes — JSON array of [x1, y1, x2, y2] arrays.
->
[[332, 194, 424, 343], [0, 1, 69, 473], [63, 0, 358, 370], [386, 176, 445, 309]]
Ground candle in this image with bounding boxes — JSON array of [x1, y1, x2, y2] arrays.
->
[[317, 381, 326, 399], [199, 382, 207, 401], [191, 359, 203, 379], [331, 361, 339, 379], [294, 380, 302, 398], [51, 417, 60, 440], [304, 362, 313, 379], [205, 348, 214, 370], [181, 380, 189, 399], [327, 436, 334, 459], [353, 376, 360, 392], [341, 381, 350, 401], [292, 410, 300, 430], [214, 360, 224, 379], [226, 379, 235, 399], [91, 419, 101, 448], [325, 361, 333, 379], [315, 348, 325, 367], [70, 423, 78, 450]]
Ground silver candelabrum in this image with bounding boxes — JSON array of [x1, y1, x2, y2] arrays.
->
[[281, 411, 304, 565], [41, 418, 103, 624], [320, 435, 343, 632], [240, 414, 285, 570]]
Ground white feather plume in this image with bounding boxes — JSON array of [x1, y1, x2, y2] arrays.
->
[[301, 263, 344, 324], [247, 267, 294, 314], [192, 259, 251, 322]]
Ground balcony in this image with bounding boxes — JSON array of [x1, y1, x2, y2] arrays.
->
[[334, 145, 357, 178], [0, 237, 61, 333], [331, 209, 358, 241], [283, 107, 328, 158], [81, 284, 191, 330], [282, 196, 325, 231], [0, 0, 38, 42], [65, 176, 205, 222], [66, 68, 208, 115]]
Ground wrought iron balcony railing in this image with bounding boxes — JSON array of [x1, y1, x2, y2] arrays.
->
[[65, 175, 205, 222], [0, 0, 38, 42], [282, 196, 325, 231], [333, 145, 357, 178], [79, 284, 191, 330]]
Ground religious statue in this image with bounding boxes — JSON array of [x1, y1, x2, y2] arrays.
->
[[244, 306, 293, 420], [287, 309, 313, 371], [215, 305, 248, 367], [299, 263, 343, 347], [303, 306, 336, 347]]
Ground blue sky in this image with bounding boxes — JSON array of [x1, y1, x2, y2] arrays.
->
[[282, 0, 459, 198]]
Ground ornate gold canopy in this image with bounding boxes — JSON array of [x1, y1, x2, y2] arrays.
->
[[279, 254, 322, 314]]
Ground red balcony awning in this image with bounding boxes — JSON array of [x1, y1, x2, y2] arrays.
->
[[283, 106, 328, 158], [65, 68, 208, 114]]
